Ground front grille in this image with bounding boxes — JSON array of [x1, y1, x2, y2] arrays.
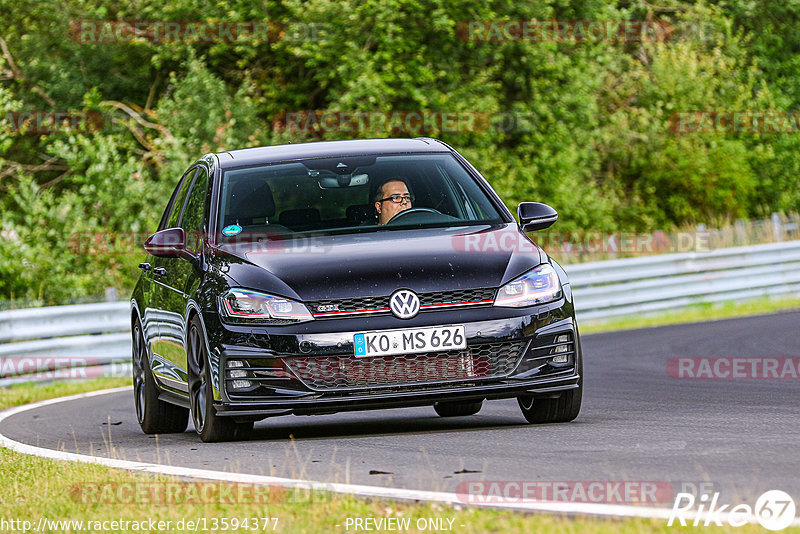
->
[[306, 288, 496, 317], [282, 341, 526, 391], [309, 295, 386, 312]]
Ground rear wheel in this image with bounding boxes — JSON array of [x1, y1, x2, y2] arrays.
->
[[433, 400, 483, 417], [132, 319, 189, 434], [187, 316, 253, 442]]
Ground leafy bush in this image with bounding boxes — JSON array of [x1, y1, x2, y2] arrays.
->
[[1, 0, 799, 304]]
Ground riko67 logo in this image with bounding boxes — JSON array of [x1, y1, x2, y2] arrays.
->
[[669, 490, 796, 530]]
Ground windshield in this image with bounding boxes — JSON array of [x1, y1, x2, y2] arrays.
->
[[217, 153, 504, 240]]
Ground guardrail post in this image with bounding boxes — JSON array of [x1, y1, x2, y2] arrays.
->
[[772, 213, 783, 242], [735, 219, 746, 246]]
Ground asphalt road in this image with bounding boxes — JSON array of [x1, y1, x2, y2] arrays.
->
[[3, 311, 799, 507]]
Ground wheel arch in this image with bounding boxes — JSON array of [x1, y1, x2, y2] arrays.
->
[[184, 300, 221, 400], [130, 298, 142, 329]]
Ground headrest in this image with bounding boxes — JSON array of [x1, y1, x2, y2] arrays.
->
[[228, 180, 275, 224], [278, 208, 321, 228]]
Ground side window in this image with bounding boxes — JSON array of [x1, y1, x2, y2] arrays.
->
[[158, 179, 186, 231], [165, 168, 197, 229], [159, 168, 197, 231], [180, 168, 209, 253]]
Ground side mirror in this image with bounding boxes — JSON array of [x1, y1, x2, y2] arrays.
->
[[143, 227, 187, 258], [518, 202, 558, 232]]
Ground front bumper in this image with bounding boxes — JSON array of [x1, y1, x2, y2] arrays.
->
[[215, 373, 581, 418], [204, 297, 581, 419]]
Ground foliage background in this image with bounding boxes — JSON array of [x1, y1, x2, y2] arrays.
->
[[1, 0, 799, 305]]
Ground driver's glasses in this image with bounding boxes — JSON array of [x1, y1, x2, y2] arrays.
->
[[380, 194, 414, 204]]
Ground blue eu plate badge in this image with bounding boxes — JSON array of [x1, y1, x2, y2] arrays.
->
[[353, 333, 366, 356]]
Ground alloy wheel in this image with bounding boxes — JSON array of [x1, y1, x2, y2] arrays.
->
[[188, 325, 208, 433]]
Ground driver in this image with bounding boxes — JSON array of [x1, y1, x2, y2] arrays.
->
[[374, 178, 414, 225]]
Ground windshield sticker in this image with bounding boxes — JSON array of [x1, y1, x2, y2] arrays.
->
[[222, 224, 243, 236]]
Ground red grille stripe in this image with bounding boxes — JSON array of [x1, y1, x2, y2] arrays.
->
[[313, 308, 391, 317], [420, 300, 494, 309]]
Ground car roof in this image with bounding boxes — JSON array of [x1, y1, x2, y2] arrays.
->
[[213, 138, 452, 168]]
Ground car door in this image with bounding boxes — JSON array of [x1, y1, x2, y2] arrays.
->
[[174, 164, 210, 323], [140, 168, 193, 363], [149, 167, 198, 394]]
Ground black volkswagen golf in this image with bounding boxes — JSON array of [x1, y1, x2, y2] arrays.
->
[[131, 137, 583, 442]]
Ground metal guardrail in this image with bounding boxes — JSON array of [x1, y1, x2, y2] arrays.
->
[[0, 302, 130, 343], [568, 240, 800, 320], [1, 240, 799, 383], [0, 302, 131, 385]]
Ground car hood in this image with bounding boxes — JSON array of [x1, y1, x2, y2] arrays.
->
[[212, 224, 543, 301]]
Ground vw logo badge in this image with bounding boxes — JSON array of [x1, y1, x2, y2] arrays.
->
[[390, 289, 420, 319]]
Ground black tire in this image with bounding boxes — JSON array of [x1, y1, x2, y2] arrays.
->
[[132, 319, 189, 434], [187, 316, 253, 443], [433, 400, 483, 417], [517, 332, 583, 424], [517, 388, 581, 423]]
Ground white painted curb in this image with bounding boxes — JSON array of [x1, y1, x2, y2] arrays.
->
[[0, 387, 797, 526]]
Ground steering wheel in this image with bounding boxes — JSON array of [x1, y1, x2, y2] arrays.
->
[[386, 207, 442, 224]]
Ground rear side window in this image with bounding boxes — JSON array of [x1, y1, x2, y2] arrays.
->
[[163, 168, 197, 230], [180, 168, 209, 252], [158, 180, 183, 231]]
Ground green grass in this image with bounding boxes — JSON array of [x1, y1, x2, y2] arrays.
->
[[580, 296, 800, 334], [0, 376, 131, 409], [2, 379, 797, 532]]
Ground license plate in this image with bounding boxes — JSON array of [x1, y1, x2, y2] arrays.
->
[[353, 325, 467, 358]]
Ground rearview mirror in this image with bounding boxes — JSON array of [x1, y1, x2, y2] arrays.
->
[[316, 172, 369, 189], [518, 202, 558, 232], [143, 227, 187, 258]]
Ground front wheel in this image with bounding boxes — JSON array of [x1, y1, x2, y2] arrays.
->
[[517, 388, 581, 423], [187, 316, 253, 442], [518, 332, 583, 424], [132, 319, 189, 434], [433, 400, 483, 417]]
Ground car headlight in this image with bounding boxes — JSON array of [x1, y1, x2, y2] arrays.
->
[[218, 288, 314, 324], [493, 263, 562, 307]]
